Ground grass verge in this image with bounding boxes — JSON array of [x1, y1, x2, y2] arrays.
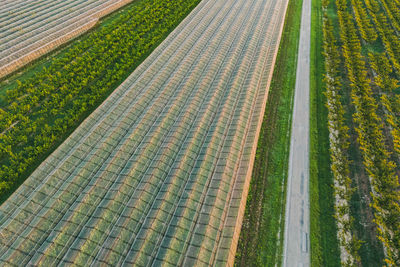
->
[[234, 0, 302, 265], [309, 0, 341, 265]]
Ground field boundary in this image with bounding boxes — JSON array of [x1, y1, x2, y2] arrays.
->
[[309, 0, 341, 265], [226, 1, 290, 266]]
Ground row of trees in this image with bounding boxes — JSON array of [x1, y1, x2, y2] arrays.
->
[[322, 1, 360, 265], [369, 53, 400, 158], [361, 1, 400, 264], [331, 0, 400, 265], [351, 0, 377, 42], [0, 0, 201, 199], [363, 0, 400, 163], [365, 0, 400, 72], [379, 0, 400, 33]]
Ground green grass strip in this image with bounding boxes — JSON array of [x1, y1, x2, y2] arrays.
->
[[234, 0, 302, 265], [310, 0, 341, 265]]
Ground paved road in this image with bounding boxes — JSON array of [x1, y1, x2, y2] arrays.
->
[[283, 0, 311, 265]]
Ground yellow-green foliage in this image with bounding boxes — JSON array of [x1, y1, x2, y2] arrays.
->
[[327, 0, 400, 265]]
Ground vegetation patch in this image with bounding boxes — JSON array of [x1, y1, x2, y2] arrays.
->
[[310, 0, 341, 265], [0, 0, 201, 203], [235, 0, 302, 265], [319, 0, 400, 265]]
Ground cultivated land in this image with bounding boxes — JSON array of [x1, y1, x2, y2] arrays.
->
[[0, 0, 288, 265], [0, 0, 200, 203], [235, 0, 302, 265], [0, 0, 133, 78], [317, 0, 400, 265]]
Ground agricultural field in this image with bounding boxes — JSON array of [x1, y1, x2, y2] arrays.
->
[[235, 0, 302, 265], [0, 0, 201, 202], [319, 0, 400, 265], [0, 0, 288, 265], [4, 0, 399, 266], [0, 0, 134, 78]]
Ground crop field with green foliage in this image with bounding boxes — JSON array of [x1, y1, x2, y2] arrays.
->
[[320, 0, 400, 265], [0, 0, 134, 78], [0, 0, 289, 265], [0, 0, 200, 202], [4, 0, 398, 265]]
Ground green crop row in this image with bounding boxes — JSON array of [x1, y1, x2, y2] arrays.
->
[[321, 0, 361, 265], [323, 0, 400, 265], [0, 0, 201, 202]]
